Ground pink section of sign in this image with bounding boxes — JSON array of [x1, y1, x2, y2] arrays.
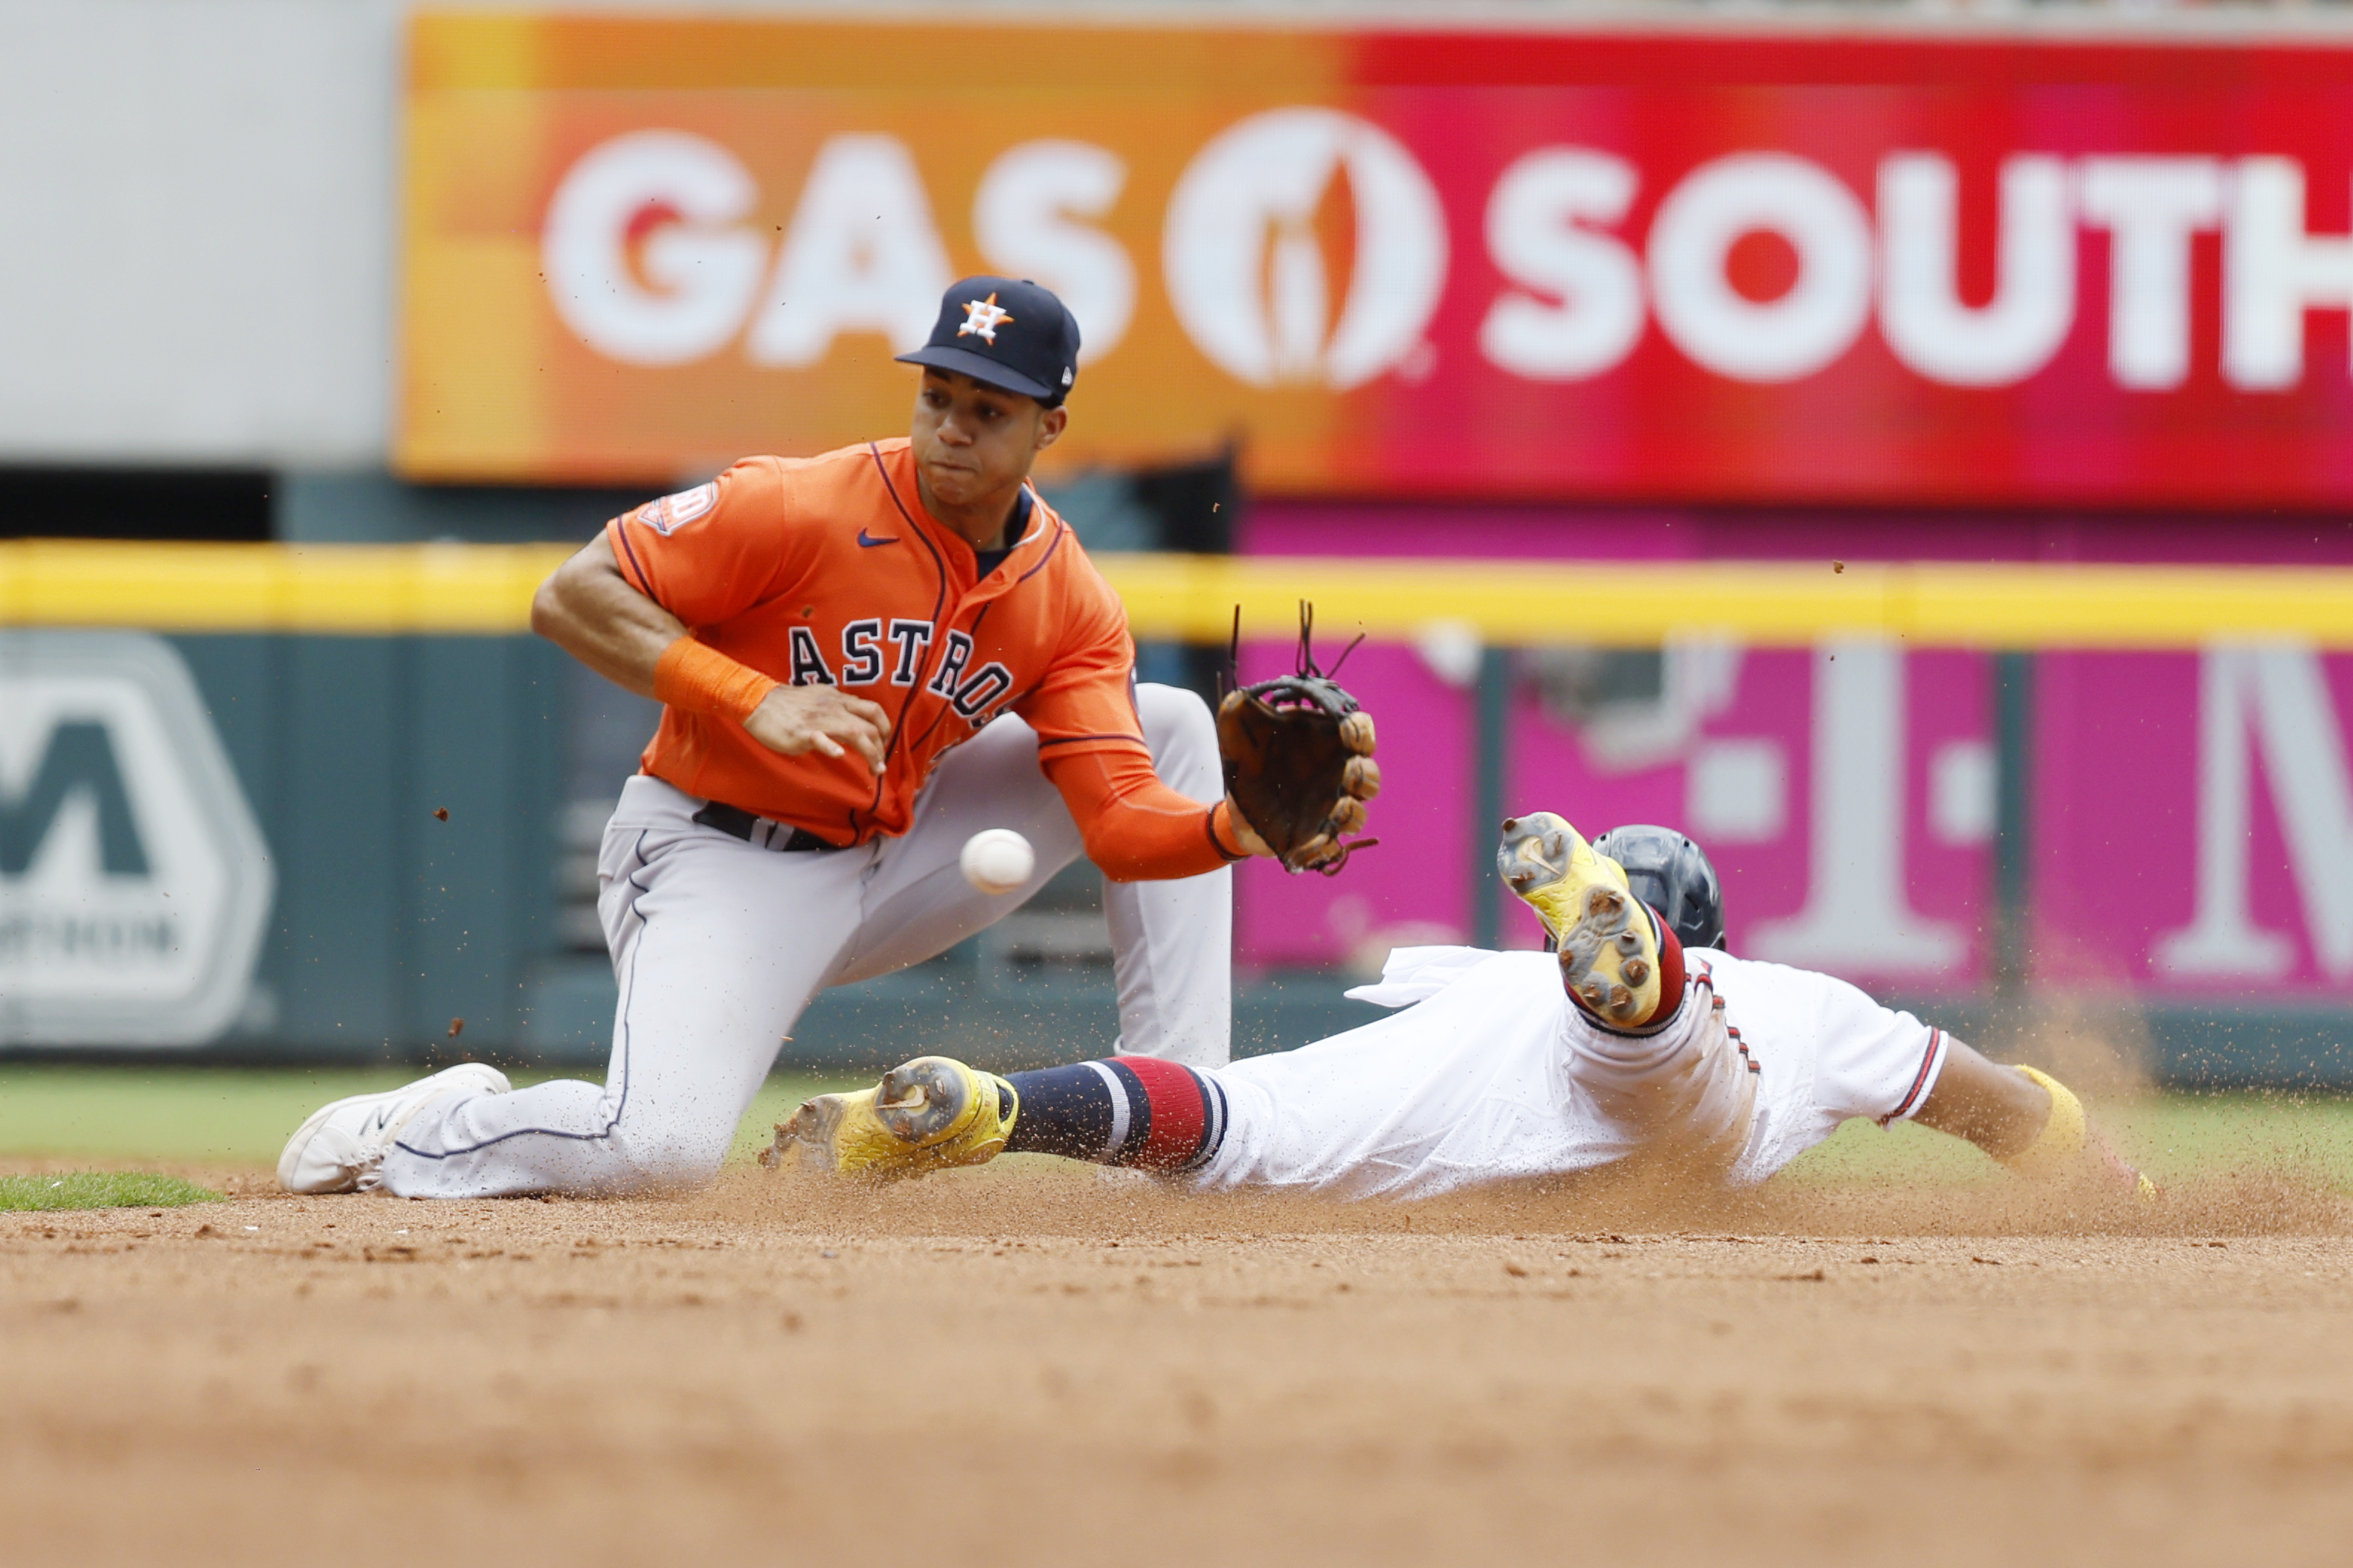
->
[[1232, 633, 1995, 994], [1243, 503, 2353, 567], [1231, 506, 2353, 999], [2034, 653, 2198, 990], [2036, 651, 2353, 994], [1233, 642, 1475, 974]]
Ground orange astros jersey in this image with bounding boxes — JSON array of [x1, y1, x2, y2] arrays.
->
[[608, 438, 1148, 846]]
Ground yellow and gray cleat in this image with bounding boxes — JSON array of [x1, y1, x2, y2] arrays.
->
[[1498, 811, 1663, 1028], [762, 1055, 1018, 1179]]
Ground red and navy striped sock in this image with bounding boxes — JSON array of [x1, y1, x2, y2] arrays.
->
[[1002, 1056, 1228, 1172]]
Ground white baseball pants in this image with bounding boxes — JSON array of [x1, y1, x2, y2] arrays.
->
[[381, 683, 1232, 1197], [1195, 946, 1947, 1201]]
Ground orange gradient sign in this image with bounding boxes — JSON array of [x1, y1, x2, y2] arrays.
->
[[403, 14, 2353, 505], [403, 16, 1356, 488]]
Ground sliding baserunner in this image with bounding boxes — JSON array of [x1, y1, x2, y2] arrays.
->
[[770, 813, 2153, 1202]]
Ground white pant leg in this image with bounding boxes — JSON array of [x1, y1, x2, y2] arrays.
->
[[1197, 952, 1771, 1201], [1102, 685, 1232, 1067], [381, 777, 866, 1198], [1198, 953, 1623, 1201], [830, 683, 1232, 1068], [826, 712, 1092, 987], [1557, 974, 1758, 1177]]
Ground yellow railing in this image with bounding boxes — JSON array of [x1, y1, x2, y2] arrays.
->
[[6, 539, 2353, 647], [0, 541, 574, 635]]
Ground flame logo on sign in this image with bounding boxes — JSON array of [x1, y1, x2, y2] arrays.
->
[[1162, 108, 1447, 390]]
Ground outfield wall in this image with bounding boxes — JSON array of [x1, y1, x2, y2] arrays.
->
[[6, 542, 2353, 1083], [1, 627, 567, 1058]]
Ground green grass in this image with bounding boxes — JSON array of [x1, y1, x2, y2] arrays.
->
[[1780, 1091, 2353, 1190], [7, 1067, 2353, 1192], [0, 1171, 222, 1211], [0, 1066, 860, 1168]]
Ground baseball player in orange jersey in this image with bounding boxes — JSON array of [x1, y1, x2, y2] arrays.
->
[[278, 276, 1319, 1198]]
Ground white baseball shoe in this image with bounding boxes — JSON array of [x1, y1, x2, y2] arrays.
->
[[277, 1063, 511, 1195]]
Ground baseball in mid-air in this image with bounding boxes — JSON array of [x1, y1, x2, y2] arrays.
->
[[960, 828, 1035, 895]]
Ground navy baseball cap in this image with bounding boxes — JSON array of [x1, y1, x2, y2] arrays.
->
[[896, 275, 1080, 407]]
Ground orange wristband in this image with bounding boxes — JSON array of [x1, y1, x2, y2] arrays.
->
[[1207, 799, 1252, 862], [653, 638, 779, 726]]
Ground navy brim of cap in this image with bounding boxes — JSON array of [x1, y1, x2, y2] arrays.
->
[[895, 344, 1058, 402]]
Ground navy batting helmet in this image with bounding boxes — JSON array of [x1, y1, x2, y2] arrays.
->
[[1591, 825, 1726, 953]]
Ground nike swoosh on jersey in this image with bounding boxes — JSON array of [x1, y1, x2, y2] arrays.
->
[[857, 529, 899, 548]]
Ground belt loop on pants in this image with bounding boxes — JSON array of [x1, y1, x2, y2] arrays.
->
[[692, 800, 846, 854]]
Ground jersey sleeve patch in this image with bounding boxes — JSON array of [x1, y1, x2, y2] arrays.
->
[[641, 481, 718, 536]]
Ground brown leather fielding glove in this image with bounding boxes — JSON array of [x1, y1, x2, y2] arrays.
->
[[1215, 605, 1380, 874]]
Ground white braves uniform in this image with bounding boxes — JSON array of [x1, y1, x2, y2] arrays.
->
[[1197, 945, 1948, 1201], [378, 683, 1230, 1199]]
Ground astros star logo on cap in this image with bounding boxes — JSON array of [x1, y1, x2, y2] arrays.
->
[[957, 292, 1014, 344]]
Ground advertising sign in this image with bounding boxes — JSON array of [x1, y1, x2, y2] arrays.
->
[[407, 16, 2353, 506], [0, 633, 274, 1045], [1237, 633, 2353, 1001]]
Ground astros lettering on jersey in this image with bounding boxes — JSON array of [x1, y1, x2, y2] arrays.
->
[[609, 437, 1145, 846]]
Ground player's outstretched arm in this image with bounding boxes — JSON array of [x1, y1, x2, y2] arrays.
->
[[1040, 746, 1260, 882], [1913, 1039, 2154, 1198], [531, 535, 892, 775]]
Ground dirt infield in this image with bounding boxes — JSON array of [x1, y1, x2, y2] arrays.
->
[[4, 1156, 2352, 1568]]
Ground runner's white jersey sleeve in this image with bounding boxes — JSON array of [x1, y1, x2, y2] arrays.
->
[[1339, 945, 1497, 1009], [1703, 949, 1948, 1186]]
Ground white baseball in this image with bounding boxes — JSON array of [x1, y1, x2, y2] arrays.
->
[[960, 828, 1035, 895]]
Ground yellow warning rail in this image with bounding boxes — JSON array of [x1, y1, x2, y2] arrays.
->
[[5, 539, 2353, 648], [0, 541, 575, 636]]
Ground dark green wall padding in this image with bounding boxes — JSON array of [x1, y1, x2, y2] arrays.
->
[[173, 634, 567, 1061], [141, 634, 2353, 1088]]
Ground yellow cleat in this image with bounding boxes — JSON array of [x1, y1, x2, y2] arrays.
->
[[1497, 811, 1663, 1028], [762, 1055, 1018, 1179]]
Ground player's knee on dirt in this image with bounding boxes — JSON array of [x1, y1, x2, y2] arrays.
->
[[599, 1117, 735, 1193]]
